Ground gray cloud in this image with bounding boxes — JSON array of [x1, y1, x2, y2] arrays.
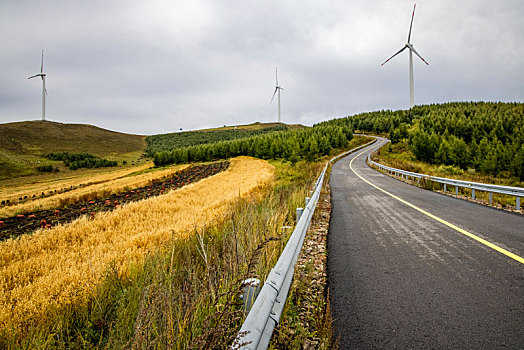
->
[[1, 0, 523, 135]]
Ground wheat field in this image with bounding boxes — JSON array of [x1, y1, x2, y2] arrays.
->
[[0, 162, 151, 200], [0, 156, 274, 329], [0, 163, 189, 218]]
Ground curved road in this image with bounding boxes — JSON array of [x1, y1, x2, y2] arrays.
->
[[328, 138, 524, 349]]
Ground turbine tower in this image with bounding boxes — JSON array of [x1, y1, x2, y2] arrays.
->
[[270, 67, 284, 123], [381, 4, 428, 109], [28, 50, 47, 121]]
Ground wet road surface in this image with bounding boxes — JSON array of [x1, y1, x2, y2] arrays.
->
[[328, 138, 524, 349]]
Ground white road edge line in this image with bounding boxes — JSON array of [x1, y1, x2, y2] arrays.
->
[[349, 143, 524, 265]]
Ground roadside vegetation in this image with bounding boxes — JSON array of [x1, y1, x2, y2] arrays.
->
[[271, 175, 333, 349], [371, 142, 524, 210]]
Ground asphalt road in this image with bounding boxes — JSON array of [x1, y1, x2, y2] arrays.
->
[[328, 138, 524, 349]]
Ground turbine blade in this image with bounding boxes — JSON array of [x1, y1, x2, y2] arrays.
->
[[28, 74, 39, 79], [407, 4, 416, 43], [41, 50, 44, 73], [275, 67, 278, 86], [381, 46, 407, 66], [409, 46, 429, 65], [270, 87, 278, 103]]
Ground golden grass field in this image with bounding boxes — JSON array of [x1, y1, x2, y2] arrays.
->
[[0, 162, 151, 203], [0, 156, 274, 329], [0, 162, 191, 218]]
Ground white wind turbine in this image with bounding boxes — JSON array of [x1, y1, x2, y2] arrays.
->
[[270, 67, 284, 123], [381, 4, 428, 109], [28, 50, 48, 121]]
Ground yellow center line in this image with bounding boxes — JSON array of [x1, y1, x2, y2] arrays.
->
[[349, 147, 524, 265]]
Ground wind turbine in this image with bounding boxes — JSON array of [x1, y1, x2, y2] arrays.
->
[[270, 67, 284, 123], [28, 50, 47, 121], [381, 4, 428, 109]]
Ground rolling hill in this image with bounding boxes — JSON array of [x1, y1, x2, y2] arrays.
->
[[0, 120, 146, 179], [199, 121, 303, 131], [145, 122, 304, 156]]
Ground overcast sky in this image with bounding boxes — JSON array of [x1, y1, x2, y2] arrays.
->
[[1, 0, 523, 135]]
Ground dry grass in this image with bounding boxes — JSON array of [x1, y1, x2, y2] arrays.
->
[[0, 163, 190, 218], [375, 142, 524, 188], [0, 156, 274, 329], [271, 176, 333, 349], [0, 162, 151, 201]]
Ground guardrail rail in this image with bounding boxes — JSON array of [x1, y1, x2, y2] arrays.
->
[[233, 139, 377, 349], [368, 152, 524, 211]]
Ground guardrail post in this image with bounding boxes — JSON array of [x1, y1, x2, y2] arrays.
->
[[296, 207, 303, 222], [370, 152, 524, 211], [305, 197, 310, 207], [240, 278, 261, 314]]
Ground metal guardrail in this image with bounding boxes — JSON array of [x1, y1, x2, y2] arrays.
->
[[233, 140, 377, 349], [233, 165, 327, 350], [368, 153, 524, 210]]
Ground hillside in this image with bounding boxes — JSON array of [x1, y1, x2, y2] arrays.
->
[[199, 121, 303, 131], [0, 121, 146, 179], [145, 122, 303, 156]]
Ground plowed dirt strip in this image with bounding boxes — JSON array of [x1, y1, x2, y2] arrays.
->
[[0, 162, 228, 240], [0, 164, 186, 219], [0, 156, 275, 329]]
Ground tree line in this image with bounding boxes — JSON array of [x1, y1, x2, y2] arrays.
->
[[153, 125, 353, 166], [318, 102, 524, 180], [45, 152, 118, 170], [146, 125, 287, 156]]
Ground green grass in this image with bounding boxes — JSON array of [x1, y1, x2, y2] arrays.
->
[[0, 121, 146, 179], [0, 150, 46, 179]]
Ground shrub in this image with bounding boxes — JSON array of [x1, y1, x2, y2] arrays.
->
[[37, 165, 54, 172], [45, 152, 118, 170]]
